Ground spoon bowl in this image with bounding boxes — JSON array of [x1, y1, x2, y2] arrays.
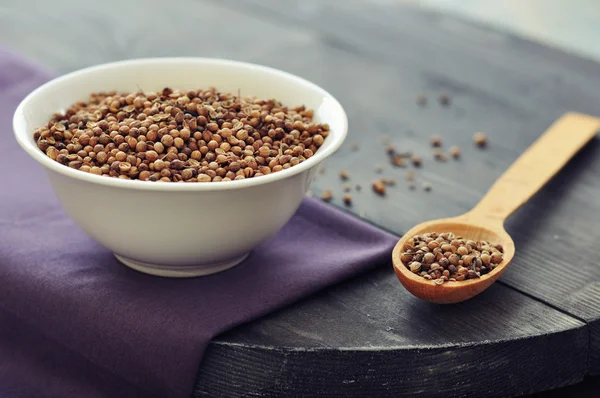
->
[[392, 214, 515, 304], [392, 113, 600, 303]]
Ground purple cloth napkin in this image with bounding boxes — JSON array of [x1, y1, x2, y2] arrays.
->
[[0, 49, 398, 398]]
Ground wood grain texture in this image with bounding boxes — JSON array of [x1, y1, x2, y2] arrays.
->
[[195, 268, 587, 397], [470, 113, 600, 220], [230, 0, 600, 375], [1, 0, 599, 396]]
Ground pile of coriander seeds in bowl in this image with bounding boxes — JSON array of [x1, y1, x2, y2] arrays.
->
[[400, 232, 504, 285], [33, 87, 329, 182]]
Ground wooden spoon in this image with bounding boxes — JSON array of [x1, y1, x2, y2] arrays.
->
[[392, 112, 600, 304]]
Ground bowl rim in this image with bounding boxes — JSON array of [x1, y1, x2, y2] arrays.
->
[[13, 57, 348, 192]]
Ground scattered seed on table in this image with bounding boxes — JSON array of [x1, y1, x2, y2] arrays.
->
[[416, 94, 428, 106], [372, 180, 386, 195], [430, 135, 442, 147], [339, 170, 349, 180], [400, 232, 504, 284], [344, 184, 352, 192], [434, 149, 447, 162], [375, 165, 384, 173], [391, 155, 406, 167], [351, 143, 360, 151], [343, 195, 352, 206], [408, 183, 416, 190], [405, 170, 414, 182], [450, 146, 461, 159], [321, 190, 333, 202], [386, 145, 396, 155], [355, 184, 362, 191], [411, 155, 422, 167], [318, 166, 326, 174], [383, 178, 396, 186], [439, 94, 451, 106], [423, 182, 432, 191], [359, 210, 367, 218], [474, 132, 488, 147]]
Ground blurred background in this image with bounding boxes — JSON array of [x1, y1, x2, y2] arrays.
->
[[406, 0, 600, 62], [2, 0, 600, 69]]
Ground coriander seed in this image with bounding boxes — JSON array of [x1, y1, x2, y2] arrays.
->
[[391, 155, 406, 167], [474, 132, 487, 147], [491, 253, 503, 264], [450, 146, 460, 158], [434, 149, 447, 162], [423, 253, 435, 264], [321, 190, 333, 202], [372, 180, 386, 195], [411, 155, 422, 167], [409, 262, 422, 272], [343, 194, 352, 206], [480, 253, 491, 265]]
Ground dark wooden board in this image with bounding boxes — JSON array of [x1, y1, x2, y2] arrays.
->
[[195, 267, 587, 397], [233, 0, 600, 376], [2, 0, 600, 396]]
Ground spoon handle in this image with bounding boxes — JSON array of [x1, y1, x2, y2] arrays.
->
[[470, 112, 600, 222]]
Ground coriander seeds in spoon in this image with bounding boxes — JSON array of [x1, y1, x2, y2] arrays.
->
[[393, 112, 600, 304]]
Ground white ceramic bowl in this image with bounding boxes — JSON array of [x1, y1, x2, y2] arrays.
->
[[14, 58, 347, 277]]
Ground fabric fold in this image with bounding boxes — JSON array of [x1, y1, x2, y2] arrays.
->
[[0, 50, 398, 398]]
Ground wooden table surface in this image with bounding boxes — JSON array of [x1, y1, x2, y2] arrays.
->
[[3, 0, 600, 397]]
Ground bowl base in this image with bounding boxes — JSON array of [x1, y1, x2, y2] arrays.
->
[[114, 253, 249, 278]]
